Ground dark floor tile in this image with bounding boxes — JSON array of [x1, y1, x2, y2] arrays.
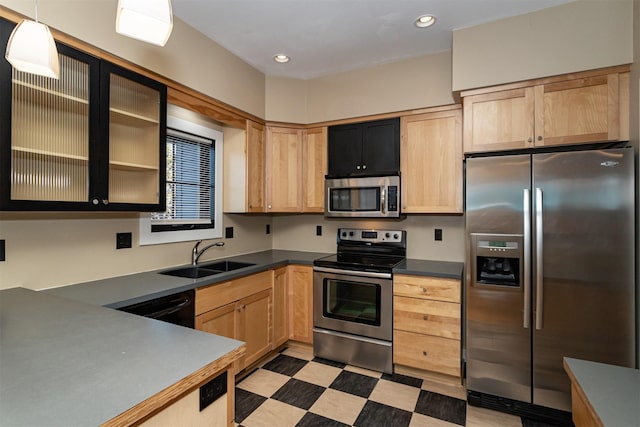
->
[[329, 370, 379, 398], [262, 354, 308, 376], [414, 390, 466, 426], [381, 372, 423, 388], [353, 401, 412, 427], [272, 378, 326, 410], [235, 388, 267, 423], [312, 356, 347, 369], [297, 412, 351, 427]]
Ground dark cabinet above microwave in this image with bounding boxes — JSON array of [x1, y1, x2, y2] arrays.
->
[[327, 117, 400, 177]]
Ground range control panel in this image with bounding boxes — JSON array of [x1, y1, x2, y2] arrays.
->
[[338, 228, 405, 243]]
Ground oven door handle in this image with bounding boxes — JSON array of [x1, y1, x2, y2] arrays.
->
[[313, 266, 392, 279], [313, 328, 392, 347]]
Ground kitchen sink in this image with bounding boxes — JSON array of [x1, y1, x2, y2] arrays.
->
[[159, 261, 255, 279], [159, 266, 223, 279], [200, 261, 256, 272]]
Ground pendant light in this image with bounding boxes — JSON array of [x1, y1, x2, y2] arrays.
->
[[4, 0, 60, 79], [115, 0, 173, 46]]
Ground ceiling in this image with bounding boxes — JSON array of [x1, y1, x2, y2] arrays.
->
[[172, 0, 575, 80]]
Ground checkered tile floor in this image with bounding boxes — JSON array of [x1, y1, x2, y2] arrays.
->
[[235, 346, 557, 427]]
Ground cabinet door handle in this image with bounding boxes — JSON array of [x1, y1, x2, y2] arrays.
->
[[527, 137, 533, 143], [92, 199, 99, 205], [422, 315, 429, 321], [362, 164, 367, 169], [421, 287, 427, 293], [356, 165, 361, 170], [422, 351, 428, 357], [102, 199, 109, 205]]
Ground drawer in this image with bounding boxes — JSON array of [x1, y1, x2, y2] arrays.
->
[[393, 274, 461, 303], [393, 330, 461, 377], [393, 296, 460, 339], [196, 270, 273, 315]]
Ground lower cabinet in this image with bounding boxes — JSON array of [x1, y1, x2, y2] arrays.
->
[[196, 271, 273, 372], [287, 264, 314, 344], [393, 274, 462, 379], [272, 267, 289, 349]]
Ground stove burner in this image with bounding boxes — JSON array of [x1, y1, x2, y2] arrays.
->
[[313, 228, 407, 273]]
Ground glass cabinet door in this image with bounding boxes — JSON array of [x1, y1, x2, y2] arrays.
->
[[9, 48, 96, 204], [105, 67, 165, 207]]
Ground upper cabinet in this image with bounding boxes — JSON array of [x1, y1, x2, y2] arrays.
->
[[223, 120, 265, 213], [302, 127, 327, 213], [266, 126, 303, 212], [462, 67, 629, 153], [400, 108, 463, 214], [328, 118, 399, 177], [0, 18, 166, 211]]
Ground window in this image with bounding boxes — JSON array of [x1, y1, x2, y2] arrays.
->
[[139, 113, 223, 245]]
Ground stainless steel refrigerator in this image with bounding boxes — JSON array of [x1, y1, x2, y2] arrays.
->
[[465, 147, 635, 419]]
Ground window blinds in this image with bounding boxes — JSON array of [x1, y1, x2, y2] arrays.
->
[[152, 128, 214, 227]]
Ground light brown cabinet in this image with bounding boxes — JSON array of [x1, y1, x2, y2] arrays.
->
[[462, 68, 629, 153], [272, 267, 288, 349], [265, 126, 303, 212], [287, 265, 314, 344], [302, 127, 327, 213], [195, 271, 273, 371], [400, 108, 462, 214], [393, 274, 461, 378], [223, 120, 265, 213]]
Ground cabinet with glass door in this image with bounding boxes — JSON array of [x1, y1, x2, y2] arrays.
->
[[0, 17, 166, 211]]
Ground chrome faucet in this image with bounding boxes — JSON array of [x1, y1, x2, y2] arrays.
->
[[191, 240, 225, 265]]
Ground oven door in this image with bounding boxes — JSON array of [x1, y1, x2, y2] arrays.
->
[[313, 267, 392, 341]]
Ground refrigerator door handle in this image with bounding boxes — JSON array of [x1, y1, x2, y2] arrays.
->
[[523, 189, 531, 329], [535, 187, 544, 330]]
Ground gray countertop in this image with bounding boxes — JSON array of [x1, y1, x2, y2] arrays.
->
[[44, 249, 464, 309], [563, 357, 640, 427], [0, 287, 244, 426]]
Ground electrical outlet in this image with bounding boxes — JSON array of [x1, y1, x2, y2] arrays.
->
[[266, 224, 271, 235], [434, 228, 443, 241], [225, 227, 234, 239], [0, 239, 5, 261], [316, 225, 322, 236], [116, 232, 132, 249]]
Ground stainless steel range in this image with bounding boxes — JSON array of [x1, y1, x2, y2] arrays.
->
[[313, 228, 406, 374]]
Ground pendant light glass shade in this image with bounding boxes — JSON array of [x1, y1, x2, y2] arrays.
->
[[5, 19, 60, 79], [116, 0, 173, 46]]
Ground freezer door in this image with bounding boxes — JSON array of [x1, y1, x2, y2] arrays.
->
[[465, 155, 532, 402], [532, 148, 635, 411]]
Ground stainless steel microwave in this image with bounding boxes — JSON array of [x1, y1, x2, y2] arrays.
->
[[325, 176, 400, 218]]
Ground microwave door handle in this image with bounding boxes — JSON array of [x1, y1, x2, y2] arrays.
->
[[381, 187, 386, 214]]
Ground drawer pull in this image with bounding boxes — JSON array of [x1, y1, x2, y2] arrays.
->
[[422, 351, 428, 357], [423, 315, 429, 321], [421, 287, 427, 293]]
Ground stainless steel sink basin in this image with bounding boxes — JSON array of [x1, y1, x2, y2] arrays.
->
[[201, 261, 256, 272], [159, 266, 223, 279], [159, 261, 255, 279]]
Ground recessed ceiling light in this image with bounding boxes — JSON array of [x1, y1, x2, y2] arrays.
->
[[415, 14, 436, 28], [273, 54, 290, 63]]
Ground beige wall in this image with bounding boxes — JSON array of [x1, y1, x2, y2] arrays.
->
[[452, 0, 634, 91], [0, 0, 266, 118], [0, 213, 272, 290], [272, 215, 465, 262], [305, 51, 454, 123], [266, 51, 455, 124]]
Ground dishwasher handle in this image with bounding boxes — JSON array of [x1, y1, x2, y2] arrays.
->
[[144, 298, 192, 320]]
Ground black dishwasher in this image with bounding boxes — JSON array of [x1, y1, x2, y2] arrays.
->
[[118, 289, 195, 328]]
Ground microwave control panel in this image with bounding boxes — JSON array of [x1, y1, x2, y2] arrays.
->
[[387, 186, 398, 212]]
